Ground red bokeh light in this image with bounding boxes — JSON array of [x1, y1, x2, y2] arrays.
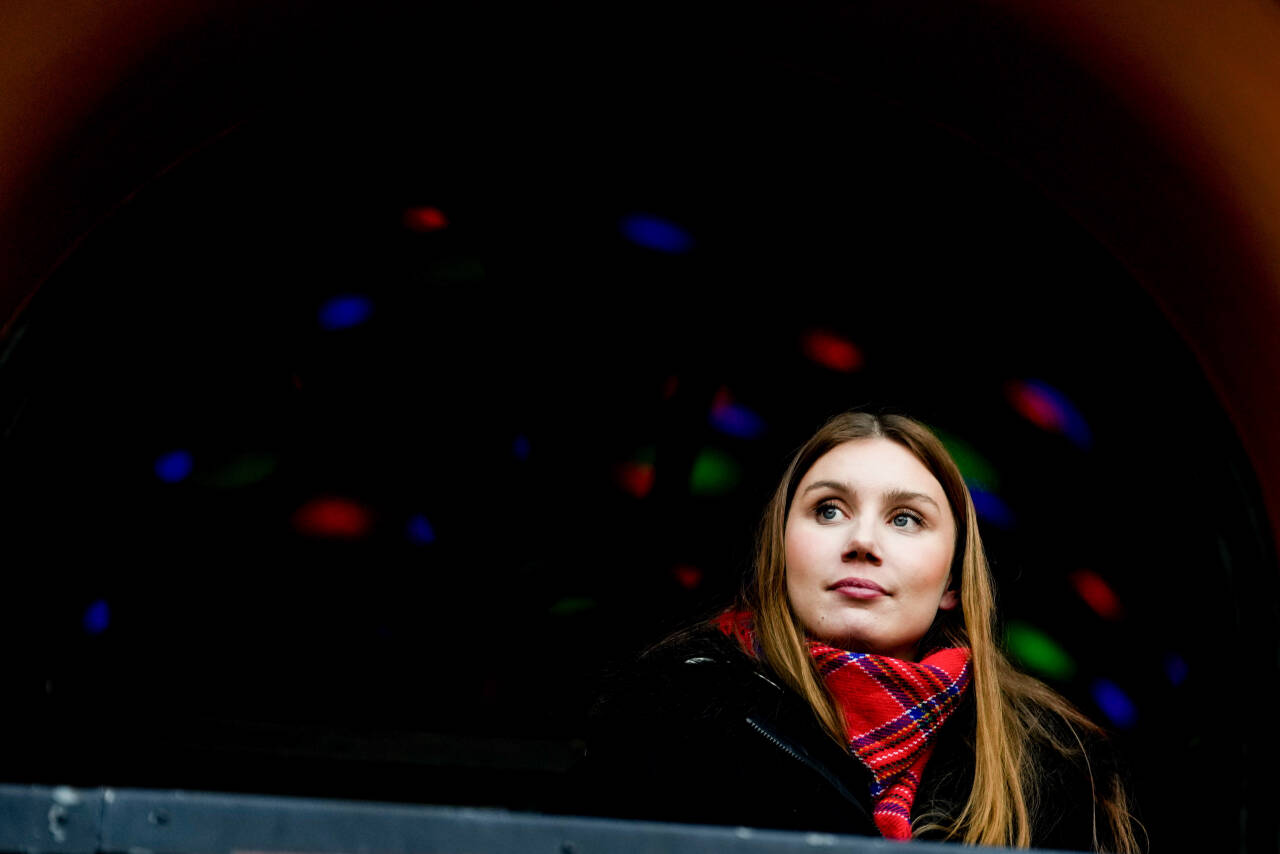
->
[[403, 206, 449, 232], [673, 564, 703, 590], [1005, 381, 1066, 432], [292, 496, 373, 539], [800, 329, 863, 372], [615, 461, 655, 498], [1068, 568, 1124, 620]]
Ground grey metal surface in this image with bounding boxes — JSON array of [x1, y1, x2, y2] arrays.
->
[[1, 784, 1057, 854], [0, 786, 103, 854]]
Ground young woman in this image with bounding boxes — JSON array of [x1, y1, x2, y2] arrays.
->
[[587, 411, 1141, 851]]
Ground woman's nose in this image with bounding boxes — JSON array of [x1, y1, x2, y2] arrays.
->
[[842, 518, 882, 564]]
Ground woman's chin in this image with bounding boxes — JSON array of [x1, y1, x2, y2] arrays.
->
[[812, 632, 918, 661]]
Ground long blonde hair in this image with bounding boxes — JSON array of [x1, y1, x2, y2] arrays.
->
[[742, 411, 1140, 851]]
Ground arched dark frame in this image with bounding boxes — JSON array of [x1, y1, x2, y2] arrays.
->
[[2, 2, 1278, 852]]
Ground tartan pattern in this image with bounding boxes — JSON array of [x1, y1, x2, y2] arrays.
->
[[811, 642, 972, 840], [714, 610, 971, 841]]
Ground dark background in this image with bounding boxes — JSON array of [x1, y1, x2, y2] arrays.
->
[[1, 5, 1276, 852]]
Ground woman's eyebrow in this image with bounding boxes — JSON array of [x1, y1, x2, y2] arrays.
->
[[801, 479, 850, 496], [883, 489, 941, 511], [801, 480, 941, 511]]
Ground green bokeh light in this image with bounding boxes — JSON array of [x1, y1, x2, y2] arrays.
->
[[548, 596, 596, 617], [933, 427, 999, 491], [428, 257, 485, 283], [202, 454, 278, 488], [1005, 620, 1077, 680], [689, 448, 741, 495]]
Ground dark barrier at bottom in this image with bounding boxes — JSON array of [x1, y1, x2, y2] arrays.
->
[[0, 784, 1081, 854]]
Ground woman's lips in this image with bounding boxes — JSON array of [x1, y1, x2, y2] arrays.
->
[[830, 577, 887, 599]]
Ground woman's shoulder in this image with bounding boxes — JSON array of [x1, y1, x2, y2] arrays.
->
[[579, 623, 767, 820], [637, 622, 750, 665], [591, 623, 773, 723], [581, 622, 879, 833]]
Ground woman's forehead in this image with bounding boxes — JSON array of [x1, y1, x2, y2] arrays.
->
[[798, 439, 946, 499]]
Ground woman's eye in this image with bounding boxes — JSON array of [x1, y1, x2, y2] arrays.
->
[[817, 504, 841, 522], [891, 511, 923, 528]]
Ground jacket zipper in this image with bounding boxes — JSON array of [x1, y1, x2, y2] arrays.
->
[[743, 716, 873, 819]]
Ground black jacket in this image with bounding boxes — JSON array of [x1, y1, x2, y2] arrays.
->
[[583, 626, 1124, 851]]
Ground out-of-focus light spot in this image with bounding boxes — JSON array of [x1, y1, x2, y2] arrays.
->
[[549, 596, 596, 616], [662, 375, 679, 399], [1068, 569, 1124, 620], [1005, 621, 1076, 680], [407, 514, 436, 544], [673, 565, 703, 590], [1164, 653, 1189, 686], [291, 373, 303, 391], [619, 213, 694, 254], [403, 206, 449, 232], [292, 497, 373, 539], [1091, 679, 1138, 729], [616, 446, 658, 498], [1005, 380, 1093, 449], [800, 329, 863, 373], [1007, 380, 1062, 430], [513, 435, 531, 461], [968, 484, 1014, 528], [615, 461, 656, 498], [83, 600, 109, 635], [205, 454, 277, 488], [710, 388, 766, 439], [154, 450, 193, 483], [429, 257, 485, 282], [318, 295, 373, 331], [933, 429, 999, 490], [690, 448, 741, 495]]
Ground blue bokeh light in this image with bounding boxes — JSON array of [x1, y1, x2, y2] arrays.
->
[[710, 401, 766, 440], [1164, 653, 1189, 686], [407, 514, 437, 545], [968, 483, 1015, 528], [83, 600, 110, 635], [1091, 678, 1138, 729], [318, 294, 374, 331], [154, 450, 194, 483], [513, 434, 531, 461], [1025, 379, 1094, 449], [619, 213, 694, 254]]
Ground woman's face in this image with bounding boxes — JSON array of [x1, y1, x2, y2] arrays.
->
[[784, 438, 958, 661]]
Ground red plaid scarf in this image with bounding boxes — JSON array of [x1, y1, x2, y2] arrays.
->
[[715, 611, 972, 840]]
